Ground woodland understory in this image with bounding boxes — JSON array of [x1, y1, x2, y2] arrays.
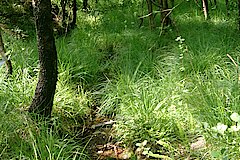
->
[[0, 0, 240, 159]]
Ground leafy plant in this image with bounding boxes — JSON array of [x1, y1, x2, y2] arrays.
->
[[204, 112, 240, 159], [135, 140, 174, 159]]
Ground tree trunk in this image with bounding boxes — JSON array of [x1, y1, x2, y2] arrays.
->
[[61, 0, 67, 27], [29, 0, 58, 118], [202, 0, 209, 20], [71, 0, 77, 28], [160, 0, 171, 26], [0, 29, 12, 76], [170, 0, 174, 8], [83, 0, 88, 10], [146, 0, 155, 29]]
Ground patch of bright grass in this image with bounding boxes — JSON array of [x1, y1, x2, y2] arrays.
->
[[0, 111, 89, 159]]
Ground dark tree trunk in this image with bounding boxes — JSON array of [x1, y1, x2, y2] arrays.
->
[[5, 59, 12, 76], [159, 0, 163, 25], [29, 0, 58, 118], [146, 0, 155, 29], [170, 0, 174, 7], [202, 0, 209, 20], [71, 0, 77, 28], [61, 0, 67, 27], [0, 29, 12, 76], [160, 0, 171, 26], [83, 0, 88, 10]]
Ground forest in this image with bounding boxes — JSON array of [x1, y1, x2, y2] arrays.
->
[[0, 0, 240, 159]]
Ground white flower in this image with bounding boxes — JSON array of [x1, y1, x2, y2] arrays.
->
[[212, 123, 228, 135], [230, 113, 240, 123], [229, 125, 240, 132]]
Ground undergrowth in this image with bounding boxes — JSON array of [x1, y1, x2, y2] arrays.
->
[[0, 0, 240, 159]]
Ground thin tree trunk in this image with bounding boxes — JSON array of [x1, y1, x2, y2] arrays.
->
[[159, 0, 163, 26], [61, 0, 67, 27], [0, 29, 12, 76], [202, 0, 209, 20], [83, 0, 88, 10], [146, 0, 155, 29], [170, 0, 174, 7], [29, 0, 58, 118], [71, 0, 77, 28], [160, 0, 171, 26]]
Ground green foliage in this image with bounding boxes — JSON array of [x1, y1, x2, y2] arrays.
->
[[202, 112, 240, 159], [0, 0, 34, 34], [1, 0, 240, 159], [0, 111, 89, 159], [135, 140, 173, 159], [99, 64, 198, 157], [93, 0, 142, 10], [0, 34, 91, 158]]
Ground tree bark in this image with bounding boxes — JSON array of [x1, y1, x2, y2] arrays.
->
[[83, 0, 88, 10], [71, 0, 77, 28], [29, 0, 58, 118], [170, 0, 174, 7], [163, 0, 171, 26], [61, 0, 67, 27], [0, 29, 12, 76], [202, 0, 209, 20], [146, 0, 155, 29], [160, 0, 171, 27]]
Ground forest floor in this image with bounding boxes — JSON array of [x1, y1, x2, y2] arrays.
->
[[1, 0, 240, 159]]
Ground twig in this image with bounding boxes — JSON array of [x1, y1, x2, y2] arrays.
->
[[227, 54, 238, 68], [138, 10, 172, 20], [159, 3, 181, 36], [139, 12, 153, 19], [91, 120, 116, 129], [227, 54, 240, 81]]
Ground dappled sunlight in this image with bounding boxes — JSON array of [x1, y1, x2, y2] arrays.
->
[[211, 17, 232, 25], [1, 0, 240, 159], [0, 68, 37, 110], [78, 12, 103, 28], [54, 80, 91, 119]]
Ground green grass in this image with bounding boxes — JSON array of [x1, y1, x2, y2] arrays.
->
[[0, 111, 89, 159], [1, 0, 240, 159]]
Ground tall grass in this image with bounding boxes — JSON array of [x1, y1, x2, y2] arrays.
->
[[0, 31, 91, 159], [0, 110, 89, 159], [1, 0, 240, 159]]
